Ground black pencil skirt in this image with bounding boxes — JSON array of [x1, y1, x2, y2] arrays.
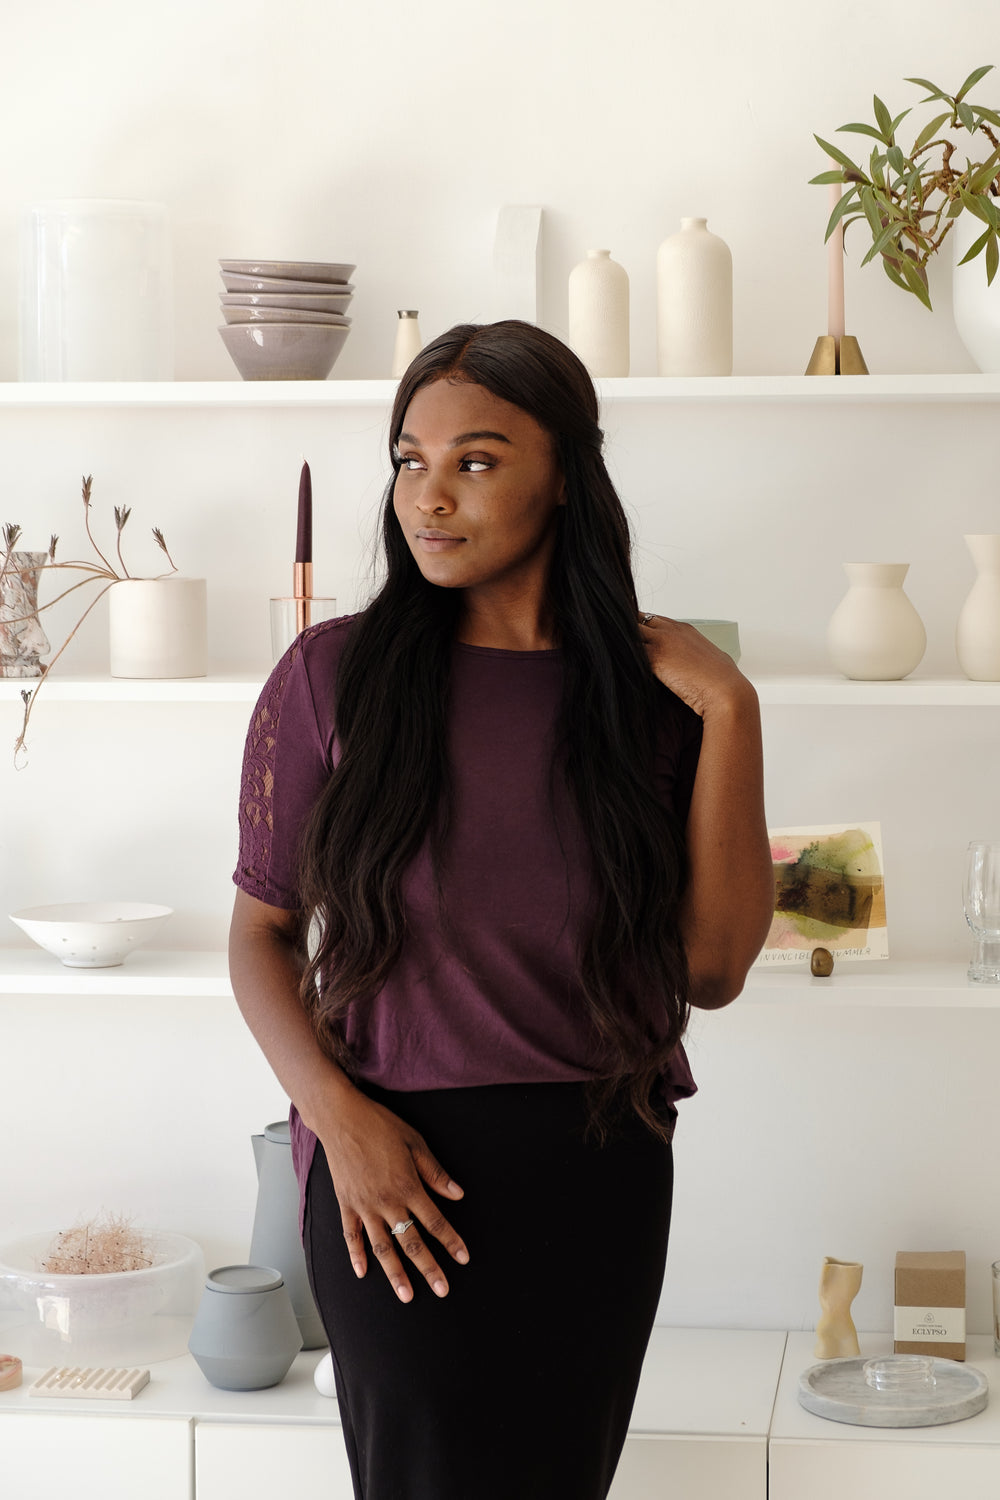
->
[[302, 1080, 674, 1500]]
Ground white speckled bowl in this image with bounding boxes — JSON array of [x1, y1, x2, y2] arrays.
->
[[220, 306, 351, 327], [9, 901, 173, 967], [219, 322, 350, 380], [220, 290, 354, 312]]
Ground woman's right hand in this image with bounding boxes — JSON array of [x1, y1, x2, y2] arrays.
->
[[318, 1087, 469, 1303]]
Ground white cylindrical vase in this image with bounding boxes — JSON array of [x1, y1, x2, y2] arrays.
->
[[957, 533, 1000, 680], [19, 200, 173, 381], [392, 311, 422, 377], [952, 212, 1000, 373], [568, 249, 629, 376], [827, 563, 926, 681], [656, 217, 732, 376], [109, 578, 207, 679]]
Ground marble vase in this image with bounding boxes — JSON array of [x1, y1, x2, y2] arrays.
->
[[0, 551, 50, 678]]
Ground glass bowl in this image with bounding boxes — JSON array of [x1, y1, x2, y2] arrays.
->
[[0, 1230, 204, 1364]]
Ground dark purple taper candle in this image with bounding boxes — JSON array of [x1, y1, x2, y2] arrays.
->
[[295, 461, 312, 565]]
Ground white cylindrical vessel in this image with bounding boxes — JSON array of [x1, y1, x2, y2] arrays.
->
[[827, 562, 926, 681], [109, 577, 207, 679], [392, 310, 422, 377], [952, 213, 1000, 372], [656, 217, 732, 376], [956, 533, 1000, 680], [19, 200, 173, 381], [567, 249, 629, 376]]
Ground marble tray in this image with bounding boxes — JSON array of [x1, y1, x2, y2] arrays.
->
[[799, 1357, 990, 1427]]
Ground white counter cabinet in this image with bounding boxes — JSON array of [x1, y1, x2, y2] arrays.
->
[[0, 1328, 787, 1500], [769, 1332, 1000, 1500]]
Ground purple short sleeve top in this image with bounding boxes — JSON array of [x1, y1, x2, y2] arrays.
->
[[234, 616, 703, 1208]]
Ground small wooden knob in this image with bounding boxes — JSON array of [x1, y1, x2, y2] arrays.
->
[[810, 947, 834, 977]]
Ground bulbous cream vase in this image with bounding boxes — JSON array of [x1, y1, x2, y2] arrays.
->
[[956, 534, 1000, 680], [814, 1256, 863, 1360], [827, 562, 926, 681]]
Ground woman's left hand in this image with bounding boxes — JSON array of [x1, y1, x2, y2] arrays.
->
[[638, 614, 752, 720]]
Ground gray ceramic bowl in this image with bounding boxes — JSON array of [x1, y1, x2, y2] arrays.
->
[[221, 306, 351, 327], [219, 322, 350, 380], [220, 290, 353, 313], [219, 259, 355, 284], [221, 271, 352, 295]]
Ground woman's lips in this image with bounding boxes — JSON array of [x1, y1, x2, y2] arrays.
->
[[416, 529, 465, 551]]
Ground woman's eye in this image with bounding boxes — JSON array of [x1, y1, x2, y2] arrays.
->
[[461, 458, 491, 472], [399, 455, 425, 471]]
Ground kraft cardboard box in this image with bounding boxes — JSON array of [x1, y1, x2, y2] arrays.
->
[[894, 1250, 966, 1361]]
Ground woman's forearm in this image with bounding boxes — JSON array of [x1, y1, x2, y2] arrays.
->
[[228, 890, 356, 1136], [678, 681, 774, 1010]]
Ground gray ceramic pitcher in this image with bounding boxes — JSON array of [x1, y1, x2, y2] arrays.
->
[[250, 1120, 328, 1349]]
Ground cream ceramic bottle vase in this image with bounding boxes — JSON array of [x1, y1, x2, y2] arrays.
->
[[827, 563, 926, 681], [567, 249, 629, 376], [656, 217, 732, 376], [956, 534, 1000, 680], [392, 310, 422, 377]]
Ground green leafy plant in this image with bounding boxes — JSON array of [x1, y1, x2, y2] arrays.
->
[[3, 475, 176, 761], [811, 65, 1000, 308]]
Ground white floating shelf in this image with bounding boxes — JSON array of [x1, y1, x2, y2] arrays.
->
[[3, 673, 999, 708], [0, 949, 232, 996], [1, 374, 999, 408], [0, 674, 266, 703], [742, 960, 994, 1006]]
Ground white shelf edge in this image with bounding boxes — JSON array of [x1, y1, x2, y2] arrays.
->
[[0, 949, 232, 996], [742, 959, 995, 1006], [2, 374, 1000, 408], [3, 673, 999, 707]]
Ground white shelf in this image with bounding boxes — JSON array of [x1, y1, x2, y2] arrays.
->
[[2, 374, 1000, 408], [0, 949, 232, 996], [0, 674, 266, 703], [752, 675, 1000, 706], [742, 960, 997, 1007], [3, 673, 999, 707]]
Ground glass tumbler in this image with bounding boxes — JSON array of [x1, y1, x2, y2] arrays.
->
[[963, 841, 1000, 983], [269, 597, 338, 664]]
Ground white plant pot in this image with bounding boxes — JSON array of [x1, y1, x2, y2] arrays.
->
[[956, 534, 1000, 680], [827, 562, 926, 681], [952, 212, 1000, 372], [109, 577, 207, 679]]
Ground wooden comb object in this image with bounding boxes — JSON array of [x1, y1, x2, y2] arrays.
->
[[29, 1366, 150, 1400]]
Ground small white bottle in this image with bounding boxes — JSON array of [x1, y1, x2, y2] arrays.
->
[[392, 310, 422, 377], [567, 249, 629, 376]]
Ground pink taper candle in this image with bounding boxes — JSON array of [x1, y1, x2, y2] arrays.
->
[[828, 175, 846, 341]]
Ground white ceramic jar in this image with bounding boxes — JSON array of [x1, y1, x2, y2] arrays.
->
[[956, 533, 1000, 680], [656, 217, 732, 376], [827, 563, 926, 681], [392, 310, 422, 377], [567, 249, 629, 376], [108, 577, 207, 679]]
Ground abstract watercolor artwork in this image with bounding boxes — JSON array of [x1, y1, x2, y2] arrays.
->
[[755, 822, 888, 966]]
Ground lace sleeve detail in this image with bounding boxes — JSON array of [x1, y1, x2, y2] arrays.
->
[[234, 632, 325, 906]]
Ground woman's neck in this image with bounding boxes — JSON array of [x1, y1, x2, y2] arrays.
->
[[456, 595, 558, 652]]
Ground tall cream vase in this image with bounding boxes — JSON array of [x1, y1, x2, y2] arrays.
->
[[827, 563, 926, 681], [814, 1256, 863, 1360], [656, 217, 732, 376], [567, 249, 629, 377], [956, 534, 1000, 680]]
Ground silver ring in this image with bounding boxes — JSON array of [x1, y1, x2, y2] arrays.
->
[[641, 612, 654, 624], [391, 1219, 414, 1237]]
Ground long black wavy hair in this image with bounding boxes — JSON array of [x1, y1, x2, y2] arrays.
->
[[296, 320, 690, 1134]]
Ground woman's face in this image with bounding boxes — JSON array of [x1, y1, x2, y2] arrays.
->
[[392, 378, 565, 602]]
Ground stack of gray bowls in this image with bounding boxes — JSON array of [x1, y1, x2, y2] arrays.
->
[[218, 259, 355, 380]]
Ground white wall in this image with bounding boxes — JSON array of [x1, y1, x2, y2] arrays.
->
[[2, 0, 1000, 1340]]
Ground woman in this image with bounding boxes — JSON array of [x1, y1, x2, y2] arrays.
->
[[230, 320, 773, 1500]]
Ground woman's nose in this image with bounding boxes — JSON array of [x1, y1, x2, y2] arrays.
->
[[414, 471, 456, 515]]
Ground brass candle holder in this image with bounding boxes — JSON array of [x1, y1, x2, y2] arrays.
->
[[805, 335, 869, 375]]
